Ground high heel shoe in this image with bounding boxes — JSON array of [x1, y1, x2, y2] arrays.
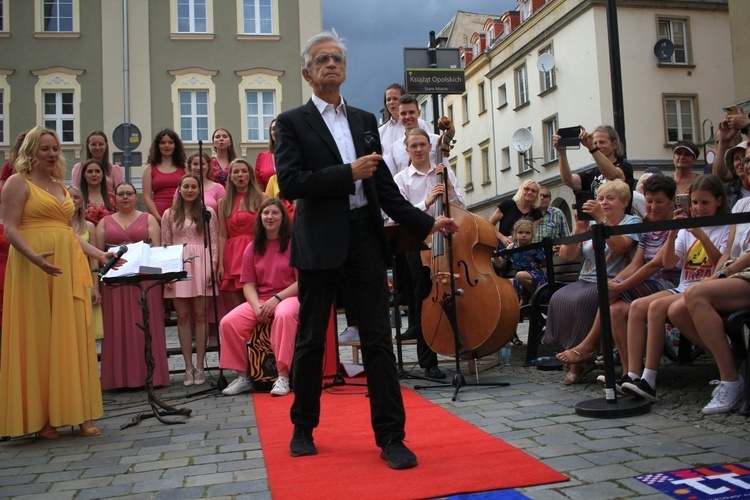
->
[[184, 368, 195, 387], [193, 368, 205, 385], [79, 423, 101, 437]]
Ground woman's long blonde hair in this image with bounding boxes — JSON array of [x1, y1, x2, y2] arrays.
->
[[15, 126, 66, 183], [220, 159, 264, 217]]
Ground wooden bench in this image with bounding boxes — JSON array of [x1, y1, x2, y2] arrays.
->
[[340, 338, 416, 365]]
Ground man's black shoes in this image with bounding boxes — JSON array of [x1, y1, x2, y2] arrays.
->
[[424, 366, 446, 380], [380, 441, 418, 470], [290, 425, 317, 457], [396, 324, 420, 341]]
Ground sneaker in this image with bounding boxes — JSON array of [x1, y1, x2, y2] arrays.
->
[[222, 377, 253, 396], [621, 378, 657, 402], [338, 326, 360, 343], [270, 376, 291, 396], [596, 374, 633, 396], [702, 379, 744, 415]]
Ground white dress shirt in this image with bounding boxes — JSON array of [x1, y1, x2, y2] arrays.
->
[[384, 133, 441, 179], [392, 162, 465, 217], [312, 94, 367, 209], [379, 117, 432, 156]]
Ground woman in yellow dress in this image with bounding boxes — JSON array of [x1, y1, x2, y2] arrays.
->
[[0, 127, 117, 439]]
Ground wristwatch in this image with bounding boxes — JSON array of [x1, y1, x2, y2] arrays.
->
[[589, 146, 600, 154], [716, 269, 728, 278]]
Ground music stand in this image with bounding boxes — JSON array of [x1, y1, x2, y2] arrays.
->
[[103, 272, 193, 428], [385, 225, 429, 376]]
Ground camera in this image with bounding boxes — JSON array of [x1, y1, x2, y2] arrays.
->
[[574, 190, 595, 220], [557, 126, 581, 149]]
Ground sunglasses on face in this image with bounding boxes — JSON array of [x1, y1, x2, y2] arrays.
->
[[314, 53, 344, 65], [540, 194, 551, 198]]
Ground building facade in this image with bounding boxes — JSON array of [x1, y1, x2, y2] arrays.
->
[[0, 0, 322, 185], [440, 0, 733, 220]]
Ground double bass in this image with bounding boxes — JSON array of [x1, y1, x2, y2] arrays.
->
[[421, 118, 519, 359]]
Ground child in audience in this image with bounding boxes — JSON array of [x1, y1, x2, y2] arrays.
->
[[623, 175, 731, 402], [497, 219, 548, 303]]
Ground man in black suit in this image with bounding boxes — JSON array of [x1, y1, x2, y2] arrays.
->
[[275, 30, 458, 470]]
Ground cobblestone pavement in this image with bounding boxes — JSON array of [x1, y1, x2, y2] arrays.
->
[[1, 316, 749, 499]]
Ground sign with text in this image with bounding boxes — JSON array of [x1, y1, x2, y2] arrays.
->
[[636, 463, 750, 499], [404, 69, 465, 95]]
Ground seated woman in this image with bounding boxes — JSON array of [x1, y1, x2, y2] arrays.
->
[[670, 192, 750, 414], [219, 198, 299, 397], [557, 175, 680, 387], [542, 179, 640, 384], [622, 175, 731, 402]]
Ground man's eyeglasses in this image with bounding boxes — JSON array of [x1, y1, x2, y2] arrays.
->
[[314, 53, 344, 65], [540, 193, 551, 198], [116, 191, 136, 197]]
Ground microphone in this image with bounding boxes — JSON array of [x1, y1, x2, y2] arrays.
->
[[98, 245, 128, 278]]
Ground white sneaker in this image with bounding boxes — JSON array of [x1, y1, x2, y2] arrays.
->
[[222, 377, 253, 396], [702, 379, 744, 415], [270, 376, 291, 396], [338, 326, 360, 343]]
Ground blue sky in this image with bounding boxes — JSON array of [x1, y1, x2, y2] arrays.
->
[[322, 0, 519, 117]]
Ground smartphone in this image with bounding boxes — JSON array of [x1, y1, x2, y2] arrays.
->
[[675, 193, 690, 215], [574, 190, 595, 220], [558, 126, 581, 149]]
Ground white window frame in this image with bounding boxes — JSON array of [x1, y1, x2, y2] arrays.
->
[[480, 140, 491, 185], [463, 150, 473, 191], [521, 0, 532, 21], [0, 89, 5, 145], [539, 45, 556, 94], [497, 84, 507, 109], [543, 115, 558, 163], [461, 93, 470, 124], [0, 0, 9, 34], [500, 146, 511, 171], [33, 68, 82, 145], [237, 69, 283, 149], [177, 0, 207, 33], [236, 0, 279, 38], [43, 91, 75, 144], [664, 94, 697, 143], [169, 69, 217, 144], [178, 90, 210, 143], [245, 90, 276, 142], [35, 0, 79, 38], [170, 0, 213, 39], [515, 65, 529, 107], [657, 17, 691, 65], [478, 81, 486, 114]]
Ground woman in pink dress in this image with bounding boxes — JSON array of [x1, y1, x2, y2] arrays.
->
[[162, 174, 218, 386], [188, 152, 226, 213], [77, 159, 117, 225], [220, 198, 299, 397], [142, 129, 186, 224], [71, 131, 125, 193], [218, 158, 267, 311], [210, 128, 237, 186], [96, 182, 170, 390], [254, 120, 276, 192]]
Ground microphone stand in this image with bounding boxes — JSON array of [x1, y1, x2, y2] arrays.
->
[[192, 140, 227, 392]]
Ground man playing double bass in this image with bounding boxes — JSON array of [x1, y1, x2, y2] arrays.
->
[[392, 128, 466, 380], [275, 30, 459, 470]]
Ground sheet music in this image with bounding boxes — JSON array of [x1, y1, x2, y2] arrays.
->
[[101, 242, 184, 278]]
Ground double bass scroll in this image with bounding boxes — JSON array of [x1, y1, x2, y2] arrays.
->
[[420, 118, 519, 359]]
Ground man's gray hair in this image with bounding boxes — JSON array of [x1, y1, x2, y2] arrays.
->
[[301, 29, 347, 70]]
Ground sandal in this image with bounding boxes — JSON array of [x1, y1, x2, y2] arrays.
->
[[79, 423, 101, 437], [36, 426, 60, 440], [183, 368, 195, 387], [556, 348, 596, 365], [194, 369, 205, 386], [563, 361, 596, 385]]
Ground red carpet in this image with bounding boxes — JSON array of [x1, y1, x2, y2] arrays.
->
[[253, 383, 567, 499]]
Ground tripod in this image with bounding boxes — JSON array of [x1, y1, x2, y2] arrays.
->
[[190, 140, 227, 393]]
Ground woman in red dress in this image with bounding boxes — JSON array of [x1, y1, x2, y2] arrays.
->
[[142, 129, 186, 224]]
